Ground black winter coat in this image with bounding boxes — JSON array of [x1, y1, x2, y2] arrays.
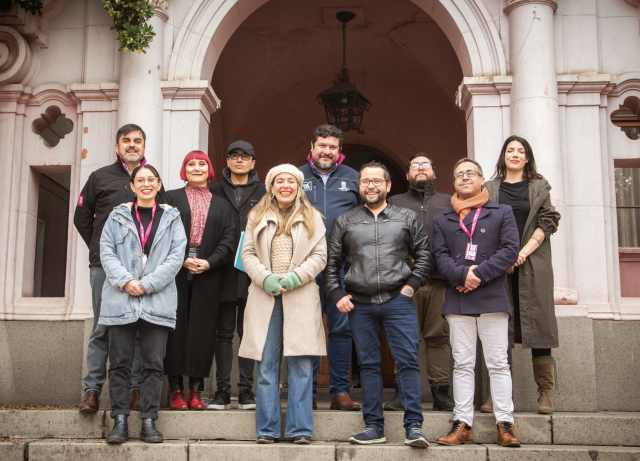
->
[[73, 159, 164, 267], [161, 187, 235, 377], [210, 169, 265, 303], [389, 185, 451, 281], [432, 200, 519, 317]]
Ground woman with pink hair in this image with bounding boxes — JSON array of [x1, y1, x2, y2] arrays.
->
[[161, 151, 236, 410]]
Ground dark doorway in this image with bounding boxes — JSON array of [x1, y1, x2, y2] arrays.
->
[[342, 145, 407, 197]]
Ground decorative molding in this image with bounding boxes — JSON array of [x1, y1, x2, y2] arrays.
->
[[504, 0, 558, 15], [161, 80, 221, 114], [624, 0, 640, 7], [29, 83, 75, 106], [68, 83, 119, 101], [457, 76, 512, 111], [555, 305, 589, 317], [0, 25, 32, 84], [555, 287, 579, 306]]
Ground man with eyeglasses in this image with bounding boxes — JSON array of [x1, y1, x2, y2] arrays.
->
[[324, 161, 433, 447], [299, 124, 361, 411], [74, 124, 163, 413], [209, 140, 264, 410], [432, 158, 520, 447], [386, 153, 454, 412]]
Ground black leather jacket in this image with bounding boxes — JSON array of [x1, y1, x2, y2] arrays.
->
[[323, 204, 433, 304]]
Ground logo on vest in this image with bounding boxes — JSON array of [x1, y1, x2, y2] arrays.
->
[[302, 180, 312, 191], [338, 181, 349, 191]]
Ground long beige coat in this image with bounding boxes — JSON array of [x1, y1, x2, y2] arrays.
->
[[238, 210, 327, 361]]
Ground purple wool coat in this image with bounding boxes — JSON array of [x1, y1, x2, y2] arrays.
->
[[432, 199, 520, 317]]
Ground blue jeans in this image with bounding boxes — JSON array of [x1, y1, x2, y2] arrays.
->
[[350, 294, 423, 429], [312, 269, 351, 398], [84, 266, 142, 394], [256, 296, 314, 438]]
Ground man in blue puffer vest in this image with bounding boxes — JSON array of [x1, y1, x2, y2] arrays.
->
[[299, 124, 361, 411]]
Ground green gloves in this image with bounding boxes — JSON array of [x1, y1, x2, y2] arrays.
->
[[263, 272, 303, 296], [279, 272, 302, 291], [263, 274, 282, 296]]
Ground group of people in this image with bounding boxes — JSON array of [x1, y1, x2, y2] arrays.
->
[[73, 123, 560, 449]]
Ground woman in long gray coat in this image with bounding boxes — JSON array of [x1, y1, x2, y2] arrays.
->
[[484, 135, 561, 414]]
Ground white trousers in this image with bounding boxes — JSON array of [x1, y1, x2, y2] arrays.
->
[[446, 313, 514, 426]]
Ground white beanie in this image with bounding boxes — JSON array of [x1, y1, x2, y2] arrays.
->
[[265, 164, 304, 193]]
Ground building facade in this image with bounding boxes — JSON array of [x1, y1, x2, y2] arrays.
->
[[0, 0, 639, 409]]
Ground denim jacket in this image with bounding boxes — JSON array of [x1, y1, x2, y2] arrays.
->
[[98, 203, 187, 329]]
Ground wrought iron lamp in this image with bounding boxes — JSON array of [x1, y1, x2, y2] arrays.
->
[[316, 11, 371, 135]]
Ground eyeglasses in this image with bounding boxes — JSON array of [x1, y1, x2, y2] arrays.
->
[[409, 162, 432, 170], [228, 153, 252, 161], [135, 177, 158, 185], [453, 170, 480, 180], [359, 179, 387, 187]]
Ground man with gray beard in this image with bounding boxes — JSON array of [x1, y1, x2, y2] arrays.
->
[[74, 124, 162, 412], [387, 153, 454, 412]]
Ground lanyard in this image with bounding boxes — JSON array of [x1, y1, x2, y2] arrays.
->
[[459, 207, 482, 244], [135, 203, 156, 251]]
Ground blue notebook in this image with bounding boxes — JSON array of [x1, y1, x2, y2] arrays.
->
[[234, 231, 246, 273]]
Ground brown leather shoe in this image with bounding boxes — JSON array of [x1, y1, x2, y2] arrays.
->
[[79, 390, 99, 413], [497, 421, 521, 447], [129, 388, 141, 411], [330, 393, 361, 411], [436, 420, 474, 445]]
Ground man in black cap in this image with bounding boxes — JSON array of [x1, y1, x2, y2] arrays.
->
[[209, 140, 264, 410]]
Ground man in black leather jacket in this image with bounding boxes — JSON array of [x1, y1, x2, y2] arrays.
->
[[324, 161, 433, 448]]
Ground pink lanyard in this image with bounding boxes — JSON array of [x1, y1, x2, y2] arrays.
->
[[459, 207, 482, 244], [135, 203, 156, 251]]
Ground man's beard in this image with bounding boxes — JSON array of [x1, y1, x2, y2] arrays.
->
[[121, 148, 143, 163], [312, 156, 337, 171], [409, 176, 435, 189], [361, 190, 387, 207]]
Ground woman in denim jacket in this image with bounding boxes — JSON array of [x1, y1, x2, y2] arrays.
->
[[99, 164, 187, 444]]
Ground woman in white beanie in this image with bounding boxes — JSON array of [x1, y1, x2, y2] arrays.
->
[[239, 164, 327, 444]]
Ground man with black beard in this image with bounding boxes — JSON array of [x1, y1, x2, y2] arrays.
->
[[299, 124, 361, 411], [387, 153, 454, 412], [324, 161, 432, 447], [74, 124, 161, 412]]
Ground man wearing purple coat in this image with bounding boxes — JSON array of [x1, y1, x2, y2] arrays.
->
[[431, 158, 521, 448]]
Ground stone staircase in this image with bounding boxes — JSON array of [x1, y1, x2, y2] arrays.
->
[[1, 409, 639, 460]]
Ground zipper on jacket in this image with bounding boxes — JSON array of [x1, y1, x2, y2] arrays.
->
[[374, 215, 382, 303]]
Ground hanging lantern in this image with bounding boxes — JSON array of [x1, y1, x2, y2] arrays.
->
[[316, 11, 372, 135]]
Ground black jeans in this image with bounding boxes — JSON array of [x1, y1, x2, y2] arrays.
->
[[108, 319, 169, 419], [215, 300, 254, 391]]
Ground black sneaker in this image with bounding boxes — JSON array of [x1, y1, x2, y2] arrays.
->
[[431, 385, 455, 411], [238, 389, 256, 410], [405, 425, 430, 448], [384, 387, 403, 411], [256, 435, 275, 444], [349, 426, 386, 445], [293, 435, 312, 444], [207, 388, 231, 410]]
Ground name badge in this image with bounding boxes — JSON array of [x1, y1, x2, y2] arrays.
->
[[142, 254, 148, 269], [465, 243, 478, 261]]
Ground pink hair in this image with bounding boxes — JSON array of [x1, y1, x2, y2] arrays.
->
[[180, 151, 215, 182]]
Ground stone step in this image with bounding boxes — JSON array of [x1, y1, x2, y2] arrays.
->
[[2, 440, 640, 461], [0, 410, 638, 447]]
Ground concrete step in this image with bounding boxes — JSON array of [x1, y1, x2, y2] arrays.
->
[[2, 440, 640, 461], [0, 410, 638, 446]]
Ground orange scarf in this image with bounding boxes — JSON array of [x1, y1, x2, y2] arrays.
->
[[451, 188, 489, 220]]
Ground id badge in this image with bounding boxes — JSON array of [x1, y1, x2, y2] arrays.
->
[[465, 243, 478, 261], [142, 254, 148, 269]]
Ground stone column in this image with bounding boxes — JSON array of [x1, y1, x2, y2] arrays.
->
[[117, 4, 168, 170], [505, 0, 574, 305]]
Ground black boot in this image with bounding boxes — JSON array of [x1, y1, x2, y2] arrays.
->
[[106, 414, 129, 443], [431, 385, 455, 411], [140, 418, 164, 443], [383, 385, 404, 411]]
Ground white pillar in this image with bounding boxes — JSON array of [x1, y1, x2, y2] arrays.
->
[[117, 8, 168, 171], [505, 0, 574, 305]]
